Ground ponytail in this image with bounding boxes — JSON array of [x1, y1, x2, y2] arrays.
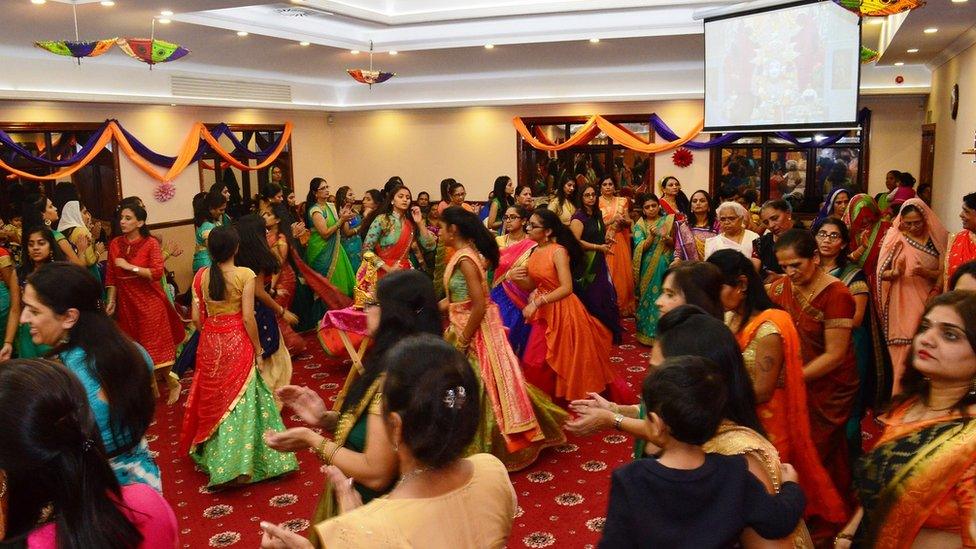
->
[[441, 206, 500, 268]]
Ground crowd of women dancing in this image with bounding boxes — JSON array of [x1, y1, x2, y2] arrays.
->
[[1, 170, 976, 548]]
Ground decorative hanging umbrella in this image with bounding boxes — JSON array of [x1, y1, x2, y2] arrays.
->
[[860, 46, 880, 63], [833, 0, 925, 17], [346, 41, 396, 88], [118, 19, 189, 69], [33, 3, 115, 64]]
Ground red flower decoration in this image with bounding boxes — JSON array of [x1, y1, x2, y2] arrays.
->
[[153, 182, 176, 203], [671, 147, 693, 168]]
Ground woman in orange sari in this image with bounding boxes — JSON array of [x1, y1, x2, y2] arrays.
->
[[598, 176, 635, 316], [945, 192, 976, 290], [439, 206, 567, 470], [769, 229, 858, 503], [878, 198, 948, 394], [708, 249, 846, 526], [835, 291, 976, 549], [512, 207, 633, 404]]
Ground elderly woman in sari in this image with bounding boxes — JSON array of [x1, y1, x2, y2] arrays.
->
[[704, 201, 760, 260], [946, 192, 976, 290], [770, 229, 858, 502], [599, 176, 636, 316], [842, 193, 889, 293], [878, 198, 948, 394], [835, 291, 976, 549]]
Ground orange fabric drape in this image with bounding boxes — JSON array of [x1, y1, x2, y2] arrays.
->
[[513, 115, 705, 154], [0, 121, 293, 183]]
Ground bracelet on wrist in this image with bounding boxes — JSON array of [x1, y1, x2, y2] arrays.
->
[[311, 437, 330, 463], [833, 532, 854, 543], [612, 414, 625, 431]]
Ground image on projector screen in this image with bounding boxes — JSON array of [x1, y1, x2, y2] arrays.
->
[[704, 1, 860, 130]]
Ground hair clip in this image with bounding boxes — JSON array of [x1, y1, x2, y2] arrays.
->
[[443, 386, 467, 410], [81, 438, 95, 452]]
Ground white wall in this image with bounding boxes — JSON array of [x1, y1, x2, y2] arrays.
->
[[860, 95, 927, 197], [927, 41, 976, 232]]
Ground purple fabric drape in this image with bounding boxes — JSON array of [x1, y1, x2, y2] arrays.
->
[[0, 121, 110, 167]]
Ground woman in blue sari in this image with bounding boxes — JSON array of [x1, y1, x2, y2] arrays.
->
[[305, 178, 356, 298], [632, 193, 676, 345], [191, 191, 227, 273], [335, 186, 363, 273], [491, 205, 536, 357]]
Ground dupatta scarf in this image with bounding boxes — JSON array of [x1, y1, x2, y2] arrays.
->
[[946, 230, 976, 291], [843, 193, 889, 293], [877, 198, 948, 345], [738, 309, 847, 524], [492, 237, 536, 308], [812, 187, 849, 230], [305, 202, 343, 278]]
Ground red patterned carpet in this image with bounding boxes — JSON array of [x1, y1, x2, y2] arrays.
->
[[149, 318, 647, 548]]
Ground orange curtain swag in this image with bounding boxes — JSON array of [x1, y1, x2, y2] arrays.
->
[[513, 115, 704, 154]]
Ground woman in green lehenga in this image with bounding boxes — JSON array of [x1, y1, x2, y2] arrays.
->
[[632, 193, 676, 346], [305, 178, 356, 297], [264, 269, 443, 544]]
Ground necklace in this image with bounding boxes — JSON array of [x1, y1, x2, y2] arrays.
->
[[796, 271, 825, 302], [395, 466, 433, 489]]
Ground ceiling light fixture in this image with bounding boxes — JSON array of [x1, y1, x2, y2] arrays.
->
[[389, 50, 398, 55], [100, 1, 115, 6], [157, 18, 171, 24], [31, 0, 46, 4], [350, 49, 360, 54], [907, 48, 919, 53], [589, 38, 601, 43], [299, 41, 310, 46], [924, 27, 938, 33], [951, 0, 967, 3], [484, 44, 494, 49], [236, 31, 248, 36], [894, 61, 904, 65], [160, 10, 173, 16]]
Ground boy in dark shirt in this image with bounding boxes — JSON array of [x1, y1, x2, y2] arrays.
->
[[599, 356, 806, 549]]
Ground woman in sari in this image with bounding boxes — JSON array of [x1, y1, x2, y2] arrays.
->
[[305, 178, 356, 297], [515, 184, 535, 210], [56, 200, 100, 281], [0, 246, 19, 361], [708, 249, 847, 526], [632, 193, 676, 345], [21, 262, 161, 490], [180, 225, 298, 487], [842, 193, 889, 293], [817, 217, 892, 430], [191, 192, 227, 273], [770, 229, 858, 500], [599, 176, 636, 316], [756, 199, 799, 280], [835, 291, 976, 549], [567, 305, 814, 548], [511, 208, 630, 404], [946, 192, 976, 290], [360, 185, 436, 277], [491, 206, 536, 356], [686, 190, 718, 261], [658, 176, 698, 261], [438, 206, 567, 470], [878, 198, 948, 394], [335, 186, 363, 273], [570, 183, 622, 343], [105, 204, 185, 406], [547, 177, 577, 226], [485, 176, 515, 235], [264, 270, 442, 544], [14, 227, 61, 358], [811, 188, 850, 231], [258, 198, 305, 354], [21, 195, 86, 269]]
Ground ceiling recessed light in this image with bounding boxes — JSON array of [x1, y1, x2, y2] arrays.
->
[[389, 50, 398, 55], [236, 31, 248, 36], [894, 61, 905, 66], [299, 41, 310, 46], [31, 0, 45, 4], [907, 48, 919, 53], [350, 49, 360, 54], [589, 38, 601, 43], [484, 44, 494, 49], [157, 18, 171, 24], [291, 0, 303, 3], [951, 0, 967, 3], [160, 9, 173, 16], [924, 27, 938, 33], [170, 103, 176, 107], [100, 0, 115, 6]]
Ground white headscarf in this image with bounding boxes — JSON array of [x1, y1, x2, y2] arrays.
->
[[57, 200, 86, 233]]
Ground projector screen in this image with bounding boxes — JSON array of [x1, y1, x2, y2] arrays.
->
[[704, 1, 860, 132]]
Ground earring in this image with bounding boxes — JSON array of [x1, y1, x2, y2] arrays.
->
[[969, 378, 976, 397], [393, 441, 399, 452]]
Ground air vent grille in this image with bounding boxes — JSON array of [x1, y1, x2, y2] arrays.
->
[[171, 76, 293, 103]]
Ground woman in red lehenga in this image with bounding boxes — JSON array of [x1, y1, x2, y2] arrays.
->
[[513, 208, 635, 405], [598, 176, 636, 316], [105, 203, 185, 405], [259, 197, 305, 354], [768, 229, 858, 523]]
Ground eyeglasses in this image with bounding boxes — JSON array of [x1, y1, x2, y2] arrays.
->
[[524, 222, 540, 230], [503, 215, 523, 221], [452, 192, 467, 198], [363, 298, 380, 310], [816, 231, 843, 241]]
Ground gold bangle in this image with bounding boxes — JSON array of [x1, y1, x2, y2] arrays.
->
[[613, 414, 625, 431], [834, 532, 854, 543], [326, 443, 341, 466], [311, 437, 330, 463]]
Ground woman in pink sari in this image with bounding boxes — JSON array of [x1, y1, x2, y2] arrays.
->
[[599, 176, 636, 316], [491, 205, 537, 356], [877, 197, 947, 394]]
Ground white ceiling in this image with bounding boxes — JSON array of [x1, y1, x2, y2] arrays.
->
[[0, 0, 970, 111]]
